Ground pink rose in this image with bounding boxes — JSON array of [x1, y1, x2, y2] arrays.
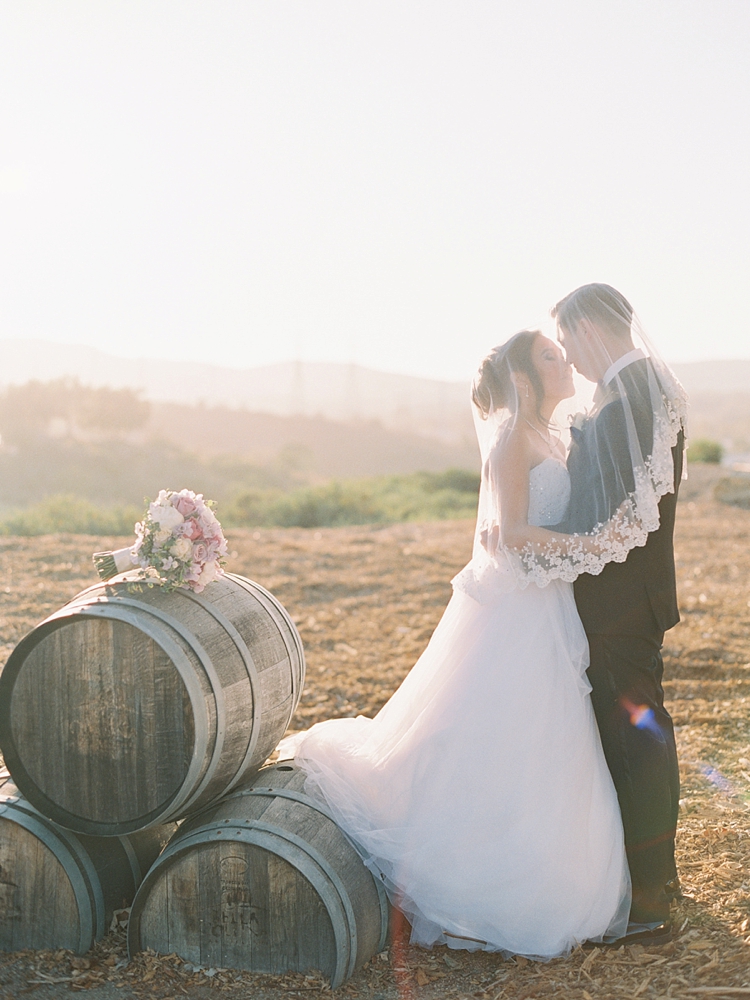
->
[[205, 533, 227, 558], [183, 518, 203, 541], [192, 542, 208, 565], [174, 495, 198, 517]]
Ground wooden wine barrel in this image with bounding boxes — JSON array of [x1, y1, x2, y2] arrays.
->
[[127, 761, 389, 988], [0, 771, 173, 954], [0, 573, 305, 836]]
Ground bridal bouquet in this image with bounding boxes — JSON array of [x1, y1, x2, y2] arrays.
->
[[93, 489, 228, 593]]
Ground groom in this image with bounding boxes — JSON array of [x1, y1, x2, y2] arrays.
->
[[551, 283, 683, 943]]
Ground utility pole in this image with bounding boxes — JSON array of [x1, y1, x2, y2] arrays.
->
[[290, 357, 306, 416]]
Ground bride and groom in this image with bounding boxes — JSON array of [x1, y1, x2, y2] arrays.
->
[[280, 283, 687, 957]]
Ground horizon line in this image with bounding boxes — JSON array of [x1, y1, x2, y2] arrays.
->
[[1, 336, 750, 385]]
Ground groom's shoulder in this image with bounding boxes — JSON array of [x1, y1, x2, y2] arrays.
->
[[617, 356, 652, 393], [591, 391, 627, 428], [600, 359, 654, 416], [592, 396, 630, 445]]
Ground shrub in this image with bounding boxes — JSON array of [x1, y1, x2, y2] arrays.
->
[[0, 468, 480, 535], [226, 469, 479, 528], [0, 495, 140, 536], [274, 482, 387, 528], [688, 439, 723, 464], [414, 469, 480, 493], [226, 488, 285, 526]]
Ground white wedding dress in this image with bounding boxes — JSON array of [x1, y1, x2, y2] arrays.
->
[[279, 458, 631, 958]]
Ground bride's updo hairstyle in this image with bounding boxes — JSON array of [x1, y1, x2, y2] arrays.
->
[[472, 330, 545, 420]]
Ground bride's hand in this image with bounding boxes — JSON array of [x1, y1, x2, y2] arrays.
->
[[480, 523, 501, 556], [578, 501, 632, 555]]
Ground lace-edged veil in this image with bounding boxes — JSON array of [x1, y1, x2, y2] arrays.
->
[[453, 284, 688, 600]]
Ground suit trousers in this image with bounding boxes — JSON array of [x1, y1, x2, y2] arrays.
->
[[586, 634, 680, 924]]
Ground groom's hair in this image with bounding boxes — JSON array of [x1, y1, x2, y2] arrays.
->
[[551, 283, 633, 338]]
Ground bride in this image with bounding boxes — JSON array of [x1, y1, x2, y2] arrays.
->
[[279, 329, 634, 958]]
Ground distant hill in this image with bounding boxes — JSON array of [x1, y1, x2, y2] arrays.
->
[[671, 360, 750, 395], [0, 340, 473, 444], [0, 380, 480, 513], [2, 339, 749, 453], [147, 402, 479, 477]]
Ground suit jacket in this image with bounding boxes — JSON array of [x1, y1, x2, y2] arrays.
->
[[558, 358, 683, 639]]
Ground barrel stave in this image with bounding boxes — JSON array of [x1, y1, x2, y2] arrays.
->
[[222, 575, 305, 705], [0, 575, 305, 835], [0, 776, 174, 953], [0, 812, 81, 952], [78, 825, 174, 918], [137, 587, 252, 811], [8, 616, 197, 830], [129, 763, 388, 986], [212, 773, 387, 973]]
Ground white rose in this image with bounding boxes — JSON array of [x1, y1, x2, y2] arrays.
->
[[149, 502, 184, 531], [153, 528, 171, 547], [172, 537, 193, 561], [570, 411, 587, 431]]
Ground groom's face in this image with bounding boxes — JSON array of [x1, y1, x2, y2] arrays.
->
[[557, 322, 602, 383]]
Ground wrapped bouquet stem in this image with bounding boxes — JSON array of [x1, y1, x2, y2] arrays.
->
[[93, 489, 228, 593], [93, 546, 138, 580]]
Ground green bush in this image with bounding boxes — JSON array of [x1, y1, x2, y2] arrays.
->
[[0, 468, 480, 535], [226, 488, 286, 526], [414, 469, 480, 493], [0, 495, 141, 536], [688, 439, 723, 464], [225, 469, 479, 528], [274, 482, 387, 528]]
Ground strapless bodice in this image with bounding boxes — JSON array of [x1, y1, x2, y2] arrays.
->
[[528, 459, 570, 527]]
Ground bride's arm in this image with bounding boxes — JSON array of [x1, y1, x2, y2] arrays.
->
[[490, 438, 606, 556]]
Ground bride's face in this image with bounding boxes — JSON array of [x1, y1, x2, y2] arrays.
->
[[532, 336, 575, 405]]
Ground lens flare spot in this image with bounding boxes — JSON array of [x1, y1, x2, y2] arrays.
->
[[620, 697, 661, 735], [701, 765, 734, 796]]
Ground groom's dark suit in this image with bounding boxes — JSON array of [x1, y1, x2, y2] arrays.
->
[[559, 357, 683, 924]]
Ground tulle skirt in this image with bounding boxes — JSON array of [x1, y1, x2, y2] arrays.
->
[[279, 579, 630, 958]]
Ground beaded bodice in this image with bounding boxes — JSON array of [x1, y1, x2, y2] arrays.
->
[[527, 459, 571, 528]]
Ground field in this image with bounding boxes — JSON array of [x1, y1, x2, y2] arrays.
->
[[1, 468, 750, 999]]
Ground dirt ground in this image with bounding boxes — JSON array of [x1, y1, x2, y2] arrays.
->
[[2, 465, 750, 999]]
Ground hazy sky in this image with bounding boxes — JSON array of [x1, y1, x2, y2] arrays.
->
[[1, 1, 748, 381]]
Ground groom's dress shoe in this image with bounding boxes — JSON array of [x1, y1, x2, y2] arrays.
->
[[619, 920, 673, 945], [583, 920, 673, 950]]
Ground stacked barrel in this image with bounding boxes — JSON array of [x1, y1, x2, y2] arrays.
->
[[0, 572, 387, 987], [0, 770, 173, 954]]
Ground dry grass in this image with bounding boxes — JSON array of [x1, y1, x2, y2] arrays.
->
[[1, 481, 750, 998]]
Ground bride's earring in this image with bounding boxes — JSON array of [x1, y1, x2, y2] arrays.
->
[[525, 384, 529, 398]]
